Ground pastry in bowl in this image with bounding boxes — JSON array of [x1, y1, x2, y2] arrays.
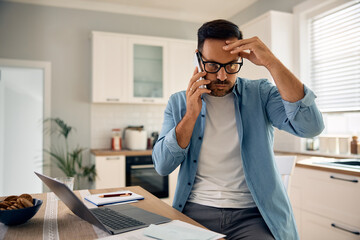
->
[[0, 194, 43, 225]]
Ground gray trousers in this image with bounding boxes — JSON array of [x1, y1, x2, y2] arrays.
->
[[182, 202, 275, 240]]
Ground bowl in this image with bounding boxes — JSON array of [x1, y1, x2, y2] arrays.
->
[[0, 198, 43, 225]]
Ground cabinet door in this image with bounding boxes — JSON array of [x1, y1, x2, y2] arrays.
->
[[128, 37, 168, 104], [302, 211, 360, 240], [293, 167, 360, 227], [168, 40, 197, 98], [95, 156, 125, 189], [239, 11, 293, 82], [240, 13, 272, 81], [92, 32, 128, 103]]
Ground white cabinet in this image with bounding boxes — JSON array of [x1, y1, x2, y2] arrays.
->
[[239, 10, 293, 82], [168, 40, 197, 95], [94, 155, 126, 189], [290, 167, 360, 239], [92, 31, 196, 104], [91, 32, 128, 103], [127, 37, 169, 104]]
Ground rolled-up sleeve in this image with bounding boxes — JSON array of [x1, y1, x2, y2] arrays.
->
[[281, 85, 317, 120], [263, 82, 325, 138]]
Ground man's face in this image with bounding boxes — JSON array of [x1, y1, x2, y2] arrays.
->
[[200, 37, 240, 97]]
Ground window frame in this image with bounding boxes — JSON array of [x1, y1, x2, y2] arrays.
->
[[294, 0, 359, 113]]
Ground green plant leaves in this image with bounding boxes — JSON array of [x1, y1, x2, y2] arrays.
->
[[43, 118, 97, 189]]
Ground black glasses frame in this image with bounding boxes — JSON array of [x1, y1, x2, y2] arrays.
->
[[198, 51, 243, 74]]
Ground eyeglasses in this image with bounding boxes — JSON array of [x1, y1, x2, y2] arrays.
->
[[198, 51, 243, 74]]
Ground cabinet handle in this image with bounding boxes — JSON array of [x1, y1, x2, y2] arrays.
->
[[330, 175, 358, 183], [142, 99, 155, 103], [331, 223, 360, 235], [106, 98, 119, 102], [105, 157, 120, 160]]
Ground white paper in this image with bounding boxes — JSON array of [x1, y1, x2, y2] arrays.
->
[[97, 220, 225, 240]]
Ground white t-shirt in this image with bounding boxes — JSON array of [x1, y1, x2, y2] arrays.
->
[[188, 93, 256, 208]]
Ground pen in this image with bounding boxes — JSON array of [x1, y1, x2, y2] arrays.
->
[[99, 193, 132, 198]]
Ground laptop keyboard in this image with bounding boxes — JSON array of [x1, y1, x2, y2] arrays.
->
[[91, 207, 146, 230]]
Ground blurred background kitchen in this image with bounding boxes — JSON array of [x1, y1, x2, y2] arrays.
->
[[1, 0, 359, 238]]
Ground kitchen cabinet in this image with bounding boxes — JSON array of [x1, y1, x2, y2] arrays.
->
[[168, 40, 196, 95], [91, 32, 128, 103], [290, 166, 360, 239], [239, 10, 293, 82], [128, 37, 168, 104], [93, 155, 126, 189], [92, 31, 196, 104]]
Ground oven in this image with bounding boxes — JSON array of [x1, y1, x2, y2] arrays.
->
[[126, 155, 169, 199]]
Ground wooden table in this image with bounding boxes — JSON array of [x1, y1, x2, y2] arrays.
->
[[0, 186, 204, 239]]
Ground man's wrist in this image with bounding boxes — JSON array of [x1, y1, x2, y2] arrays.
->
[[183, 111, 199, 125], [265, 57, 283, 72]]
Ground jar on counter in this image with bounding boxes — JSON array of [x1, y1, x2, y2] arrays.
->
[[111, 128, 122, 151], [350, 136, 358, 154], [306, 137, 319, 151]]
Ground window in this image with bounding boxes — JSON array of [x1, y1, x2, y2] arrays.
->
[[309, 1, 360, 112]]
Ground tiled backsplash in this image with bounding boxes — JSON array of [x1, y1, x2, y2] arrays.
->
[[91, 104, 166, 149]]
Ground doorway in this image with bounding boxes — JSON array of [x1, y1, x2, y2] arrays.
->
[[0, 59, 51, 196]]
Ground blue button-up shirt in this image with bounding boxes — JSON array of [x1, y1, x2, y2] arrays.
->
[[152, 77, 324, 239]]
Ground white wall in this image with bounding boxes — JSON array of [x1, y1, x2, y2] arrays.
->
[[0, 66, 43, 195]]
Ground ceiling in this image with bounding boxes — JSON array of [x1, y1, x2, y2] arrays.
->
[[6, 0, 258, 22]]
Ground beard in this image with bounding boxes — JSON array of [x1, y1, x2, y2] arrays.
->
[[207, 79, 235, 97]]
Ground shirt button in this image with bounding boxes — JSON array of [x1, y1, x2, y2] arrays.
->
[[199, 137, 202, 140], [188, 182, 191, 186], [201, 114, 205, 117], [179, 204, 182, 208], [193, 160, 197, 163]]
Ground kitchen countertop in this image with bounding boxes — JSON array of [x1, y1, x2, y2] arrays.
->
[[275, 150, 359, 159], [91, 149, 152, 156], [295, 157, 360, 177]]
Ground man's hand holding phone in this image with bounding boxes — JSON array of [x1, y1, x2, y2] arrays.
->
[[194, 52, 207, 89], [176, 66, 210, 149], [185, 66, 211, 121]]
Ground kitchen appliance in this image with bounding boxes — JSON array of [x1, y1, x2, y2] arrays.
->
[[124, 126, 147, 150], [126, 155, 169, 199]]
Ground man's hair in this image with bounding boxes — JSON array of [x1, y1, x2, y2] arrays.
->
[[197, 19, 242, 51]]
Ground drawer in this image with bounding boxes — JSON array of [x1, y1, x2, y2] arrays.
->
[[295, 167, 360, 227], [302, 210, 360, 240]]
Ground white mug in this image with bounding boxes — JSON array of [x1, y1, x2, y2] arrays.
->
[[327, 137, 338, 154], [338, 137, 350, 154], [319, 137, 329, 153]]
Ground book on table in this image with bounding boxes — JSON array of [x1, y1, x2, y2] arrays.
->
[[85, 190, 144, 206]]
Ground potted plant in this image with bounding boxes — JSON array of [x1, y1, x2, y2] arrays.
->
[[44, 118, 96, 189]]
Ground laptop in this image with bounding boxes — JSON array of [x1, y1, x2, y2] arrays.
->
[[35, 172, 171, 235]]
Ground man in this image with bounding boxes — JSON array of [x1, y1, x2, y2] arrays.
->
[[152, 19, 324, 239]]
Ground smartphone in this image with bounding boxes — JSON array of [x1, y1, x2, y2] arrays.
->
[[193, 52, 206, 89]]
